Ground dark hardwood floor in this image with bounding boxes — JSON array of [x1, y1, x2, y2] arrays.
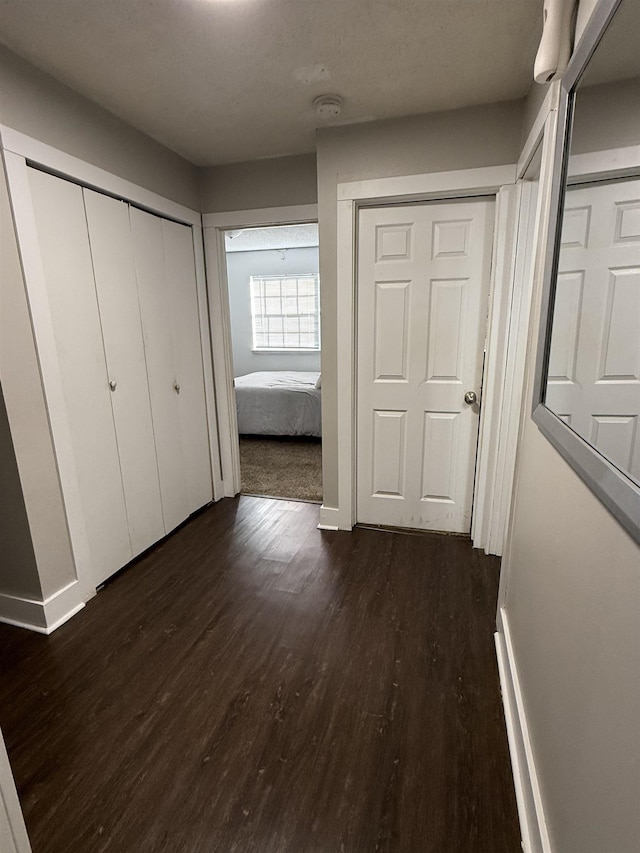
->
[[0, 497, 520, 853]]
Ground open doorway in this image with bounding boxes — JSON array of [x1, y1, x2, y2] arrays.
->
[[222, 222, 322, 503]]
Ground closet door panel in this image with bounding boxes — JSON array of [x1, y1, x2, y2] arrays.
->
[[162, 219, 213, 512], [83, 190, 165, 557], [129, 206, 189, 533], [27, 168, 132, 585]]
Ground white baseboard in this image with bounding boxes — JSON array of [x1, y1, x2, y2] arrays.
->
[[0, 595, 47, 632], [495, 608, 552, 853], [0, 580, 84, 634], [318, 505, 341, 530], [43, 581, 85, 631]]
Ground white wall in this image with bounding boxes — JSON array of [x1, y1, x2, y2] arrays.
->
[[226, 247, 320, 378], [500, 79, 640, 852], [572, 77, 640, 153], [521, 82, 550, 147]]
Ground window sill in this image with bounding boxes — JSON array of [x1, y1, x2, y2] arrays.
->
[[252, 349, 321, 354]]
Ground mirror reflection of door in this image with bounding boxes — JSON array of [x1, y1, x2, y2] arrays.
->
[[545, 176, 640, 485]]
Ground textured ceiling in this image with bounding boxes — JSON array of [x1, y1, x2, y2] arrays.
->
[[0, 0, 542, 166], [225, 224, 318, 252]]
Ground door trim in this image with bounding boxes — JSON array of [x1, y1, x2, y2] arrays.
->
[[472, 184, 521, 552], [202, 204, 319, 496], [334, 164, 523, 551], [0, 729, 31, 853]]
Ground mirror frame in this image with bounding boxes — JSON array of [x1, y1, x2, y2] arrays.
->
[[531, 0, 640, 545]]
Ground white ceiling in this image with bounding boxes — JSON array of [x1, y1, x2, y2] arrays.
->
[[0, 0, 542, 166]]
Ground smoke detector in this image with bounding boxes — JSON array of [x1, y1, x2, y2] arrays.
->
[[314, 94, 343, 119]]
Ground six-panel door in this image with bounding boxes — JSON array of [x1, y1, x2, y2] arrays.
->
[[357, 200, 495, 533], [546, 178, 640, 483]]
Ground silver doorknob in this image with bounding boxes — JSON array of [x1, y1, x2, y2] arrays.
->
[[173, 381, 181, 394], [109, 380, 117, 392], [464, 390, 477, 405]]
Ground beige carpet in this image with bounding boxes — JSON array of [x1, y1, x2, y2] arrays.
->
[[239, 436, 323, 502]]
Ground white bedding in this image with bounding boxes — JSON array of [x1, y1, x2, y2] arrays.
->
[[234, 371, 322, 437]]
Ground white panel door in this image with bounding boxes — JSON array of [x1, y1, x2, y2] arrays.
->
[[546, 178, 640, 481], [130, 206, 189, 533], [27, 168, 132, 584], [161, 219, 213, 512], [357, 200, 494, 533], [83, 189, 165, 557]]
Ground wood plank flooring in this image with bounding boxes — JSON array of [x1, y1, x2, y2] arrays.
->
[[0, 497, 520, 853]]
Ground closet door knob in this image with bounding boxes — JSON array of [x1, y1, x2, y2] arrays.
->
[[109, 380, 117, 392], [173, 381, 181, 394]]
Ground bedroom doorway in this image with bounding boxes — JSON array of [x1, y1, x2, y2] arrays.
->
[[222, 222, 323, 503]]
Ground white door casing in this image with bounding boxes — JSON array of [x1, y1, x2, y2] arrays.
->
[[202, 204, 319, 498], [546, 178, 640, 480], [0, 730, 30, 853], [356, 199, 495, 533]]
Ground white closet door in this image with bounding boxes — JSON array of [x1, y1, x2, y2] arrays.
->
[[27, 168, 132, 585], [83, 189, 165, 556], [129, 206, 189, 533], [161, 219, 213, 512]]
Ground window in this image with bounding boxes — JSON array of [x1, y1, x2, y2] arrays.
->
[[250, 274, 320, 351]]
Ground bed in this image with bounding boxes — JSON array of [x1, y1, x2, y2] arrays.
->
[[234, 371, 322, 437]]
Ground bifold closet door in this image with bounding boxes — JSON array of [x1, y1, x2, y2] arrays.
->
[[83, 189, 165, 558], [27, 168, 132, 583], [161, 219, 212, 512], [129, 207, 190, 533]]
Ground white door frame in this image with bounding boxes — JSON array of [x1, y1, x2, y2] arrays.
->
[[329, 163, 527, 552], [0, 126, 222, 621], [481, 98, 554, 561], [0, 730, 31, 853], [202, 204, 319, 496]]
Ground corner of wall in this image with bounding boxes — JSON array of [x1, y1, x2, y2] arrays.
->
[[0, 152, 81, 633]]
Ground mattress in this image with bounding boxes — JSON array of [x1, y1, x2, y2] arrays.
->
[[234, 371, 322, 437]]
